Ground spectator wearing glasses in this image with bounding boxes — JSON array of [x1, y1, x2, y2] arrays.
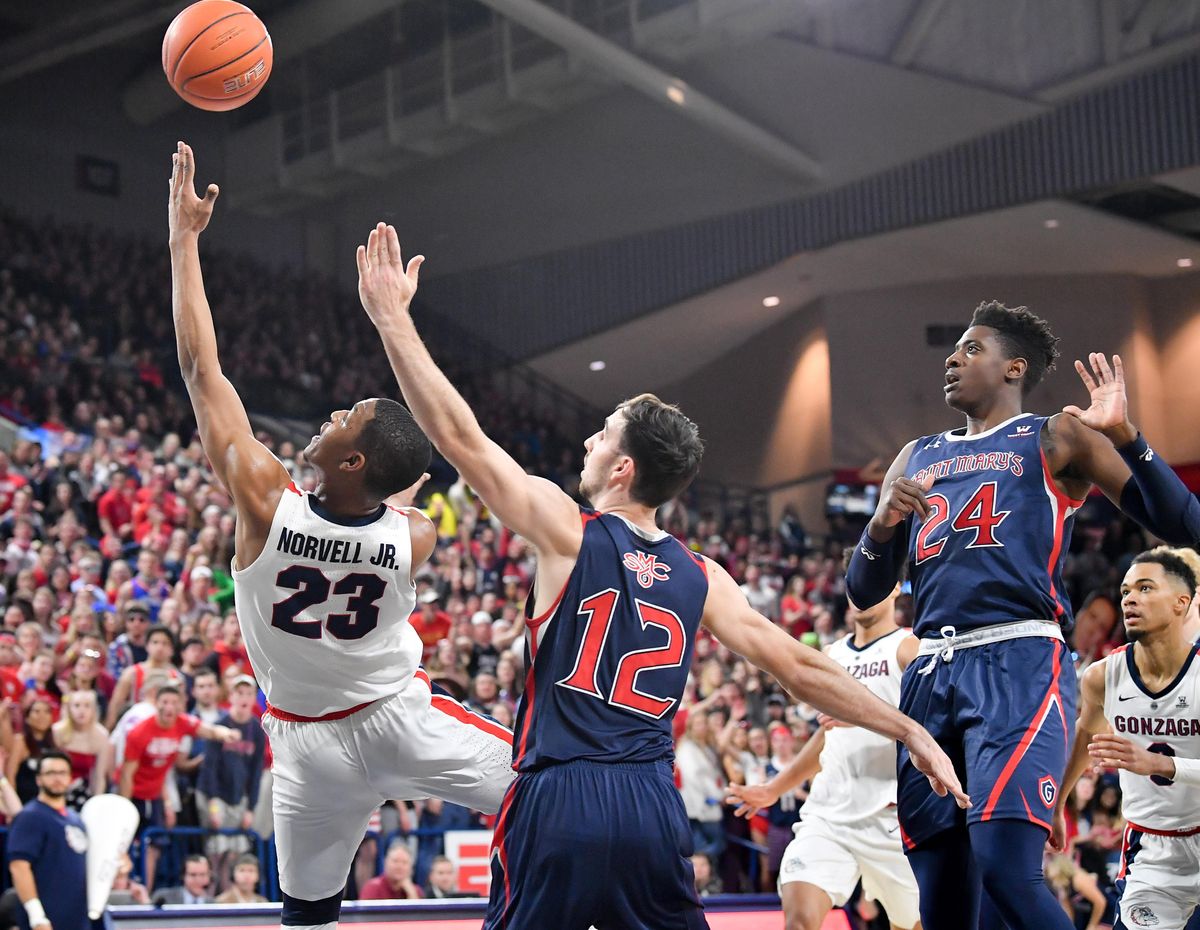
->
[[7, 750, 91, 930], [108, 603, 152, 679]]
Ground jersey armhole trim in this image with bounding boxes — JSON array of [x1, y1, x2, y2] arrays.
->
[[527, 509, 590, 629]]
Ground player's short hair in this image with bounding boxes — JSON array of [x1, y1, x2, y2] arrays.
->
[[1148, 546, 1200, 591], [146, 625, 176, 650], [969, 301, 1060, 394], [1130, 550, 1198, 598], [357, 399, 431, 499], [618, 394, 704, 508]]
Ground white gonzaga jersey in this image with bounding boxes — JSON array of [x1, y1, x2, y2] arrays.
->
[[232, 483, 422, 717], [803, 628, 910, 823], [1104, 643, 1200, 831]]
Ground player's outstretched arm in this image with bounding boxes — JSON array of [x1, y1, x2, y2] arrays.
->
[[1052, 352, 1200, 546], [356, 223, 580, 558], [726, 727, 824, 818], [701, 557, 970, 809], [1050, 660, 1107, 851], [168, 143, 289, 539], [845, 439, 922, 610]]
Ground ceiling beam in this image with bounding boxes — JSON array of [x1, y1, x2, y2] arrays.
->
[[0, 1, 180, 87], [1121, 0, 1173, 56], [472, 0, 823, 182], [1036, 28, 1200, 103], [891, 0, 950, 67]]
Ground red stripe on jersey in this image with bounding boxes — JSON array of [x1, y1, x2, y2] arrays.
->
[[266, 699, 372, 722], [286, 481, 301, 495], [898, 820, 916, 851], [414, 669, 514, 745], [513, 661, 537, 769], [1039, 449, 1084, 620], [490, 780, 517, 925], [1117, 823, 1134, 879], [982, 643, 1064, 820]]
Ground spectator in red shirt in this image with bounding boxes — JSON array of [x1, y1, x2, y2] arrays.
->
[[0, 632, 25, 707], [119, 684, 235, 889], [410, 591, 452, 660], [96, 469, 137, 541], [360, 841, 423, 900], [206, 610, 252, 681], [0, 451, 28, 516]]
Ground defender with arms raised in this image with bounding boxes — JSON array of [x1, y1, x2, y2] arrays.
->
[[355, 221, 967, 930]]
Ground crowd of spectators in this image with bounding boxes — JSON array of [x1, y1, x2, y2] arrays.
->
[[0, 206, 1193, 923]]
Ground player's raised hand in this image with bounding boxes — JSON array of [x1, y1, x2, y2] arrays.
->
[[903, 725, 971, 809], [876, 472, 934, 528], [386, 471, 431, 509], [1062, 353, 1135, 442], [724, 782, 779, 819], [357, 222, 423, 326], [1088, 733, 1174, 780], [168, 141, 219, 243]]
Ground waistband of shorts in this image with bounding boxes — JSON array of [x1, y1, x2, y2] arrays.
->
[[1127, 819, 1200, 838], [916, 619, 1064, 656], [265, 699, 375, 722], [526, 757, 673, 776]]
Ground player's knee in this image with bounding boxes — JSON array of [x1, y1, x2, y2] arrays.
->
[[785, 903, 827, 930], [281, 889, 343, 928]]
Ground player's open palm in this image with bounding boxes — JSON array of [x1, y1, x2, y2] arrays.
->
[[1063, 352, 1128, 432], [168, 141, 218, 242], [724, 782, 777, 819], [357, 222, 423, 326]]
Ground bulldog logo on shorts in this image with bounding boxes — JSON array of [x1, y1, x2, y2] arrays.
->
[[1038, 775, 1057, 808], [1129, 905, 1160, 926]]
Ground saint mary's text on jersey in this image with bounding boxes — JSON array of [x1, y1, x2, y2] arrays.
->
[[277, 526, 399, 570]]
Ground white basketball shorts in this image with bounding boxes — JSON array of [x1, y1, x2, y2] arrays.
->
[[779, 809, 920, 929], [265, 668, 516, 901], [1119, 825, 1200, 930]]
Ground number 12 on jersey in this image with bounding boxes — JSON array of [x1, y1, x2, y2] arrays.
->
[[557, 588, 687, 719]]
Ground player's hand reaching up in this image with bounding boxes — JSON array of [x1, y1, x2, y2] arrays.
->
[[357, 222, 424, 327], [903, 725, 971, 809], [168, 141, 218, 244], [386, 472, 431, 510], [1062, 353, 1136, 445]]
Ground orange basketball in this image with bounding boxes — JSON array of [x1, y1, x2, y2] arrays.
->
[[162, 1, 273, 112]]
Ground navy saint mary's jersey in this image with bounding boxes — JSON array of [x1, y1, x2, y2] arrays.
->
[[903, 413, 1084, 637], [513, 508, 708, 772]]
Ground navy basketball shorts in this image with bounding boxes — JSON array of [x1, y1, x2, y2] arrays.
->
[[896, 635, 1077, 849], [484, 758, 709, 930]]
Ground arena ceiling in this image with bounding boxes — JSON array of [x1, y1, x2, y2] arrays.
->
[[4, 0, 1200, 401]]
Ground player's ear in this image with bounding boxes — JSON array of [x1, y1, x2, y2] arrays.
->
[[341, 450, 366, 474], [1006, 356, 1028, 383]]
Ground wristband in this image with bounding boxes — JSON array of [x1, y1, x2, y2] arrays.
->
[[1169, 756, 1200, 787], [24, 898, 47, 927], [1115, 432, 1150, 462]]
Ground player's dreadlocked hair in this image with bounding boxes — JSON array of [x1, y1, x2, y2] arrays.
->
[[970, 301, 1060, 395]]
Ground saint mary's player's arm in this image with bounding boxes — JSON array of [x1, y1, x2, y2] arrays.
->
[[1047, 353, 1200, 547], [845, 440, 929, 611], [355, 223, 580, 561], [168, 143, 290, 555], [700, 556, 970, 808], [1050, 659, 1107, 851]]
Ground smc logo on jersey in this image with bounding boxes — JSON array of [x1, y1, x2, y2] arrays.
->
[[622, 550, 671, 588]]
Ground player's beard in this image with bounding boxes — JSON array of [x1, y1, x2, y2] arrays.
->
[[40, 786, 67, 800]]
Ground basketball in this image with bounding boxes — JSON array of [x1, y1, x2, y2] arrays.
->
[[162, 0, 272, 112]]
